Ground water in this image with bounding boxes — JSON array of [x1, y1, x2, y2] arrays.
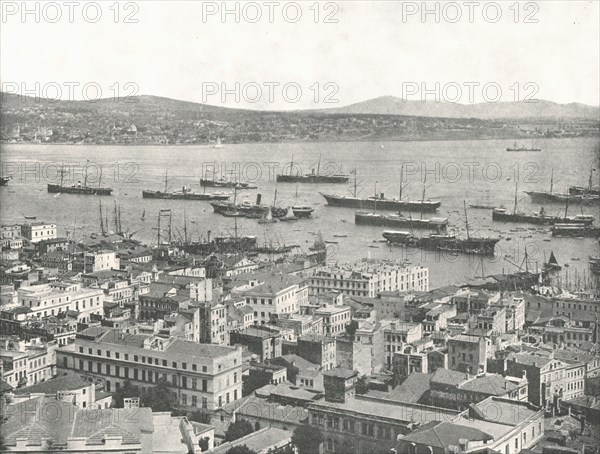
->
[[1, 138, 599, 288]]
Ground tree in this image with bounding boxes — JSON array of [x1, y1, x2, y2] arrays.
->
[[225, 419, 254, 442], [226, 445, 258, 454], [111, 380, 140, 408], [198, 436, 210, 452], [356, 375, 369, 395], [141, 377, 176, 412], [291, 424, 323, 454]]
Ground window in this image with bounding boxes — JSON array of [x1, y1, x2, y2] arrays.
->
[[202, 397, 208, 409], [202, 379, 207, 391]]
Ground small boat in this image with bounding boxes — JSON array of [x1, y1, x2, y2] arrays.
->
[[324, 240, 338, 244], [333, 234, 348, 238], [280, 206, 298, 222], [24, 215, 36, 220], [213, 137, 224, 149], [258, 206, 277, 224]]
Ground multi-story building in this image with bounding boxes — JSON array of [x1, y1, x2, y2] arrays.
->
[[395, 396, 544, 454], [139, 282, 191, 320], [476, 305, 507, 335], [0, 337, 57, 388], [500, 295, 526, 333], [83, 250, 120, 273], [17, 282, 104, 323], [230, 326, 282, 362], [539, 316, 595, 348], [309, 261, 428, 298], [20, 222, 57, 243], [308, 371, 459, 454], [422, 303, 457, 333], [384, 321, 422, 368], [506, 352, 568, 408], [563, 361, 586, 401], [57, 327, 243, 410], [297, 335, 336, 371], [275, 314, 324, 340], [238, 273, 307, 325], [428, 368, 528, 410], [447, 334, 492, 374], [197, 300, 228, 345], [315, 305, 351, 337], [0, 225, 23, 250]]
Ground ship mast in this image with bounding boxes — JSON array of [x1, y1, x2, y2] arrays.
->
[[60, 164, 65, 187], [464, 200, 470, 239], [353, 169, 358, 198], [114, 200, 119, 234], [317, 154, 322, 176], [183, 209, 188, 244], [99, 200, 105, 236], [420, 174, 427, 220], [549, 169, 554, 194], [290, 154, 294, 176], [164, 170, 168, 194], [83, 161, 89, 188], [399, 164, 405, 201], [513, 181, 518, 215]]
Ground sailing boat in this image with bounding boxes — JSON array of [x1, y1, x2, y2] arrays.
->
[[280, 206, 298, 222], [506, 139, 541, 152], [258, 206, 277, 224], [544, 251, 562, 272], [141, 209, 146, 221], [214, 137, 224, 148]]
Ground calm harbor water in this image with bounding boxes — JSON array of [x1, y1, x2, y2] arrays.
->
[[1, 138, 599, 288]]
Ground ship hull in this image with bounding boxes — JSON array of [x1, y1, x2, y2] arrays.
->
[[525, 191, 599, 205], [0, 177, 9, 186], [47, 184, 112, 195], [569, 186, 600, 197], [142, 190, 230, 201], [321, 193, 440, 212], [200, 179, 257, 189], [382, 231, 499, 256], [277, 174, 349, 184], [210, 201, 286, 218], [291, 206, 314, 218], [551, 225, 600, 238], [355, 212, 447, 230], [491, 210, 593, 226]]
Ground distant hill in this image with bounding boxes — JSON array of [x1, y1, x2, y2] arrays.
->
[[320, 95, 600, 120], [2, 92, 598, 145]]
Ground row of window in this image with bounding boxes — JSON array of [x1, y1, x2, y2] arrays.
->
[[313, 415, 393, 439], [76, 346, 230, 372]]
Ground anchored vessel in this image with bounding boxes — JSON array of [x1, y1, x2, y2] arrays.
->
[[551, 224, 600, 238], [525, 169, 599, 205], [0, 176, 10, 186], [277, 154, 349, 184], [142, 172, 231, 201], [355, 211, 448, 230], [492, 208, 594, 226], [211, 193, 287, 219], [506, 139, 541, 152], [569, 168, 600, 197], [382, 231, 500, 255], [321, 167, 441, 212], [47, 163, 112, 195], [382, 202, 500, 255], [494, 181, 596, 225]]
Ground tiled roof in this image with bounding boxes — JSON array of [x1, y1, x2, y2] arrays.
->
[[14, 372, 90, 395], [431, 368, 471, 386], [397, 421, 493, 449]]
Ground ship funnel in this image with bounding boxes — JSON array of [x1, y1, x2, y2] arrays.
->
[[380, 193, 384, 200], [256, 193, 262, 205]]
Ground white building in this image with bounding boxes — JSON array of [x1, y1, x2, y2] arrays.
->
[[21, 223, 57, 243], [309, 260, 428, 298], [17, 282, 104, 323], [84, 250, 120, 273]]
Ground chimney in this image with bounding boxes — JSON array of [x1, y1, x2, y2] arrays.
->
[[256, 194, 262, 205]]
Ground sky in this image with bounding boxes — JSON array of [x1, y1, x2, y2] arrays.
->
[[1, 1, 599, 110]]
